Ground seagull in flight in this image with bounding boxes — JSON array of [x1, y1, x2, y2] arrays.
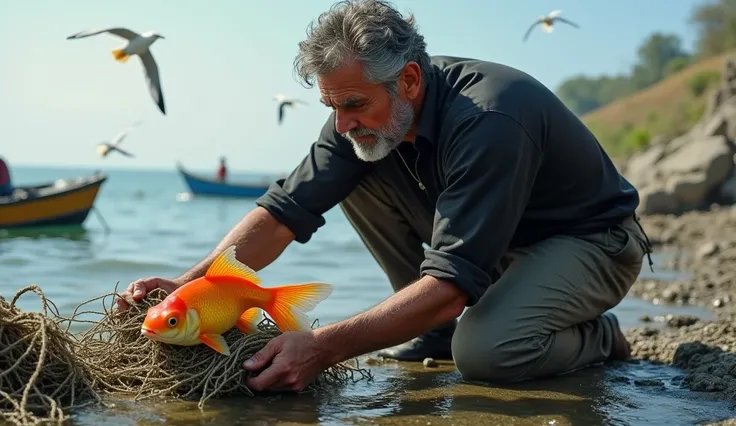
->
[[66, 27, 167, 115], [523, 10, 580, 42], [96, 122, 141, 158], [274, 94, 308, 125]]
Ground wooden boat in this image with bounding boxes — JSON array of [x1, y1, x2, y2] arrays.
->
[[176, 162, 271, 198], [0, 172, 107, 229]]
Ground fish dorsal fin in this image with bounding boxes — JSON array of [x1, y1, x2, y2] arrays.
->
[[204, 246, 261, 285]]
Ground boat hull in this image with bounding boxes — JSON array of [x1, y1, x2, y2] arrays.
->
[[176, 163, 270, 198], [0, 173, 107, 229]]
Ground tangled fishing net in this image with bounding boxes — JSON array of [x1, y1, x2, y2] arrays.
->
[[1, 284, 373, 425], [0, 285, 101, 426]]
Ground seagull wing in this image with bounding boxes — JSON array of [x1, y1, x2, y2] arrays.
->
[[523, 21, 540, 42], [110, 146, 135, 157], [111, 129, 132, 147], [66, 27, 141, 41], [111, 121, 142, 146], [278, 102, 286, 125], [139, 51, 166, 115], [547, 10, 562, 18], [554, 17, 580, 29]]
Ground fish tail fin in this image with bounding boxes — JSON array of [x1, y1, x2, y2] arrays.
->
[[111, 48, 129, 63], [264, 282, 333, 332]]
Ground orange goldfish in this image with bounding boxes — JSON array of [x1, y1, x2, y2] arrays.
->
[[140, 245, 333, 356]]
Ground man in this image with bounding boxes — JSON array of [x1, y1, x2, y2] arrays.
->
[[217, 157, 227, 182], [118, 0, 653, 391], [0, 156, 13, 197]]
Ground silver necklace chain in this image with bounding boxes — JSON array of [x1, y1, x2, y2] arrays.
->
[[396, 149, 426, 191]]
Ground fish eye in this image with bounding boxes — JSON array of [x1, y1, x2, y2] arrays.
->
[[167, 317, 177, 327]]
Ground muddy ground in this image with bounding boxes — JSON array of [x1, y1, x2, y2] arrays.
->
[[626, 205, 736, 412]]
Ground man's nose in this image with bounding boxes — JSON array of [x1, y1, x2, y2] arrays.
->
[[334, 112, 358, 135]]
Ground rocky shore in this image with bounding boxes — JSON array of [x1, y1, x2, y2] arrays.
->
[[610, 56, 736, 412], [624, 204, 736, 409]]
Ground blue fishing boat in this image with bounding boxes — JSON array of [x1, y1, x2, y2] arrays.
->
[[176, 162, 271, 198]]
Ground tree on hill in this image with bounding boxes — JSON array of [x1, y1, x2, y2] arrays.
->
[[556, 32, 690, 115], [554, 0, 736, 117], [690, 0, 736, 58], [630, 33, 692, 88]]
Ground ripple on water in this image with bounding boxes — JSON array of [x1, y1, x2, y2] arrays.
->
[[68, 359, 736, 426], [597, 361, 736, 425], [74, 258, 183, 274]]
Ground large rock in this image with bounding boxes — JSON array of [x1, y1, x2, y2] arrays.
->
[[638, 184, 679, 215], [642, 135, 734, 212], [625, 56, 736, 215], [657, 135, 732, 178], [625, 143, 667, 189]]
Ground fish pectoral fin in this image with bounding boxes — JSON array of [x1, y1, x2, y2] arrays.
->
[[111, 48, 129, 62], [236, 308, 263, 334], [199, 333, 231, 356], [204, 245, 262, 285]]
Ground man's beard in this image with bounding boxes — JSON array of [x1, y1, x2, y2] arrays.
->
[[341, 93, 415, 162]]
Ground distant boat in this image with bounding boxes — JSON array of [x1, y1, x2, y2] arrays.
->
[[0, 172, 107, 229], [176, 162, 271, 198]]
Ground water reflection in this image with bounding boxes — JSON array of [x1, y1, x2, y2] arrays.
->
[[0, 225, 91, 242], [69, 358, 736, 426]]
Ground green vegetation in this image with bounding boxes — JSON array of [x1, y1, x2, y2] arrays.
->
[[555, 0, 736, 158], [556, 33, 692, 117], [689, 70, 721, 96]]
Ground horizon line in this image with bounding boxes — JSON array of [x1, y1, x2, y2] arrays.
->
[[11, 161, 288, 176]]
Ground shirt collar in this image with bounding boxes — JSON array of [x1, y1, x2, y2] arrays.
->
[[414, 64, 445, 145]]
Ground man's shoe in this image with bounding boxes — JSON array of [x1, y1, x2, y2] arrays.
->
[[606, 312, 632, 361], [375, 321, 455, 362]]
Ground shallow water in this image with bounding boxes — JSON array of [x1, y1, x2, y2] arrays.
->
[[1, 166, 735, 425]]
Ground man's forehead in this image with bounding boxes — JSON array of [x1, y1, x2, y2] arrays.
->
[[319, 94, 364, 107]]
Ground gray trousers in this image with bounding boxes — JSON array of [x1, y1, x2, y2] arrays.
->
[[339, 165, 649, 383]]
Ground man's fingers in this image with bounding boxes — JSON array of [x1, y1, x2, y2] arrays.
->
[[131, 278, 165, 300], [244, 338, 280, 371], [116, 277, 175, 311], [144, 278, 166, 292], [245, 364, 286, 392], [131, 280, 147, 300], [115, 297, 130, 311]]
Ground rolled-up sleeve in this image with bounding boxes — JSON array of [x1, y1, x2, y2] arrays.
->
[[255, 113, 370, 243], [419, 111, 543, 306]]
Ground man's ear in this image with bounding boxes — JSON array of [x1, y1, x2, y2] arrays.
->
[[400, 61, 422, 100]]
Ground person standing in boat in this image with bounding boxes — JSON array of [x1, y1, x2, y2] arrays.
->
[[217, 157, 227, 182], [0, 156, 13, 197]]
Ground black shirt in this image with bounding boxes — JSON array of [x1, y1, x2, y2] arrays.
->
[[255, 55, 640, 306]]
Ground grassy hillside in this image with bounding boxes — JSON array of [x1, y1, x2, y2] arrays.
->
[[581, 52, 732, 159]]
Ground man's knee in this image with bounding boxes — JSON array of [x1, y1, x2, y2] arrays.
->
[[452, 319, 543, 383]]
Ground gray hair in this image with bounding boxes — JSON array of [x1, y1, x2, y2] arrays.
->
[[293, 0, 432, 93]]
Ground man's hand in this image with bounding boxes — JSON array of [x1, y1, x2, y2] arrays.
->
[[115, 277, 180, 311], [243, 331, 330, 392]]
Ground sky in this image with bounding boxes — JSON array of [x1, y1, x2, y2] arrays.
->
[[0, 0, 705, 174]]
